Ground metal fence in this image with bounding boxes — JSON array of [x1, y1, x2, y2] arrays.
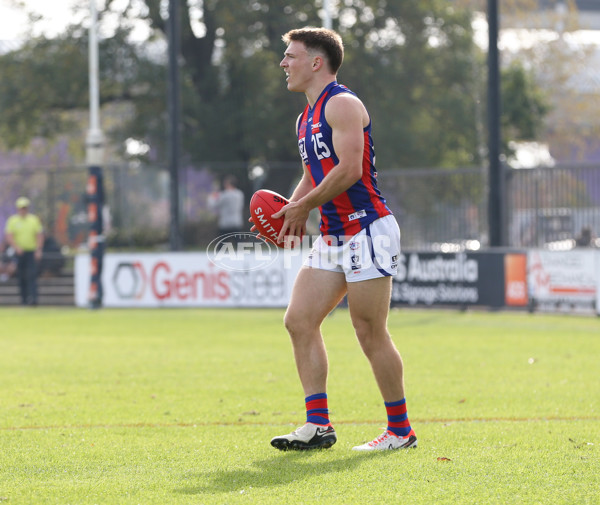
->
[[1, 162, 599, 253], [506, 164, 600, 248], [378, 167, 488, 251], [379, 163, 600, 250]]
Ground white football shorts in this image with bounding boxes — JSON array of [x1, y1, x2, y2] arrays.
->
[[304, 214, 401, 283]]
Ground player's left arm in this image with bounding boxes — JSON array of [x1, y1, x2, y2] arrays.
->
[[274, 94, 365, 241]]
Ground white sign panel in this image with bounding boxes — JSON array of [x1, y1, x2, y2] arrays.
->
[[75, 250, 305, 308], [528, 249, 596, 312]]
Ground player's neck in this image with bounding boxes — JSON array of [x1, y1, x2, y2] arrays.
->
[[305, 77, 337, 108]]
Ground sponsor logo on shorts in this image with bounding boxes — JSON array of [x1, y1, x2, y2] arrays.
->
[[351, 254, 361, 270]]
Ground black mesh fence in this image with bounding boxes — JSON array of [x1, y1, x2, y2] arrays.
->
[[1, 162, 599, 254]]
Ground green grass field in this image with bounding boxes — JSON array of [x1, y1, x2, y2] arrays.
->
[[0, 307, 598, 504]]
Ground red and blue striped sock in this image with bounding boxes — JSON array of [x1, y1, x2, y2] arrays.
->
[[385, 398, 412, 437], [305, 393, 330, 425]]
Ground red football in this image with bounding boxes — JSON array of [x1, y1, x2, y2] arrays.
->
[[249, 189, 298, 248]]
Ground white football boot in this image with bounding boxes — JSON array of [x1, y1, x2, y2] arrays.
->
[[352, 429, 418, 451], [271, 423, 337, 451]]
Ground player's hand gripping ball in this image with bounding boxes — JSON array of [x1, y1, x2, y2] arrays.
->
[[249, 189, 300, 248]]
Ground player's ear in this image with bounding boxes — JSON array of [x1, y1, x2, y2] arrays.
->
[[312, 56, 324, 71]]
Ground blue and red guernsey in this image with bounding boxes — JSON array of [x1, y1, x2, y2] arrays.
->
[[297, 81, 391, 238]]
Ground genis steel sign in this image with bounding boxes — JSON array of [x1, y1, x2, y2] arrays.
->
[[75, 248, 305, 308], [108, 260, 231, 301]]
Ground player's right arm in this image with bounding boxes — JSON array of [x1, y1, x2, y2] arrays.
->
[[269, 114, 314, 240], [288, 113, 313, 203], [289, 162, 313, 203], [248, 167, 312, 236], [271, 161, 312, 239]]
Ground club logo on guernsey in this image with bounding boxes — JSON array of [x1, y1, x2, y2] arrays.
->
[[348, 209, 367, 221], [298, 138, 308, 165]]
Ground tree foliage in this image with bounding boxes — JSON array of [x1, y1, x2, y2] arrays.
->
[[0, 0, 549, 172], [501, 62, 549, 141], [0, 24, 162, 154]]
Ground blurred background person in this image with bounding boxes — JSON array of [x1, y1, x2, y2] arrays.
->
[[575, 226, 593, 247], [4, 197, 44, 305], [0, 239, 17, 282], [208, 175, 245, 240]]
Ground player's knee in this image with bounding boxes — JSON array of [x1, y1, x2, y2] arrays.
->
[[356, 334, 377, 358], [283, 309, 306, 337], [284, 308, 322, 340], [354, 322, 389, 357]]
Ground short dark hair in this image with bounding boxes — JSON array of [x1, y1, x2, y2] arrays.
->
[[282, 27, 344, 74]]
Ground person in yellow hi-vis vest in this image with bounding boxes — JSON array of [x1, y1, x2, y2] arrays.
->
[[4, 197, 44, 305]]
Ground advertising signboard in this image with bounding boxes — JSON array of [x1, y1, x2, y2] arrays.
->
[[528, 250, 597, 313], [75, 249, 306, 308], [390, 252, 515, 308], [504, 253, 528, 307], [76, 248, 538, 311]]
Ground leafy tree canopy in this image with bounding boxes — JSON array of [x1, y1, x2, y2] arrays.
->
[[0, 0, 548, 171]]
